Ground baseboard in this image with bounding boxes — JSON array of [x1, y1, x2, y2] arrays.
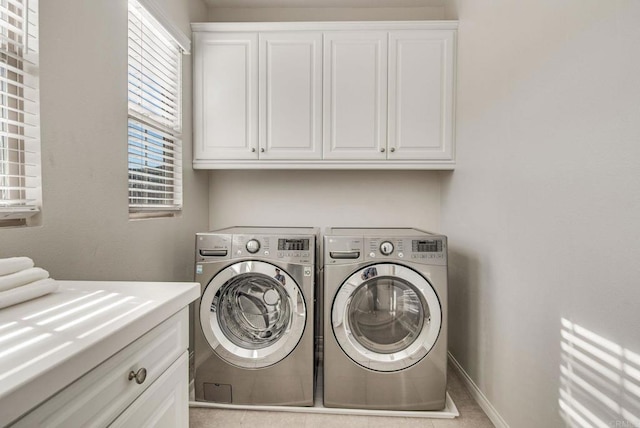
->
[[448, 352, 510, 428]]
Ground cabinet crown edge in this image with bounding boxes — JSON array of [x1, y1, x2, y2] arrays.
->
[[191, 20, 458, 32]]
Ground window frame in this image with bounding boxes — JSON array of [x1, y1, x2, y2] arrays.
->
[[127, 0, 189, 216], [0, 0, 41, 225]]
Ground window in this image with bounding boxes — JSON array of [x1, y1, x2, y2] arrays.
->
[[0, 0, 40, 224], [127, 0, 187, 214]]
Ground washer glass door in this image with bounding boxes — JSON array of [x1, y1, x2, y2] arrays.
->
[[332, 263, 441, 372], [200, 261, 306, 368]]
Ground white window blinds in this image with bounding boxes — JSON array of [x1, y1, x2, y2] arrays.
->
[[0, 0, 40, 220], [128, 0, 183, 213]]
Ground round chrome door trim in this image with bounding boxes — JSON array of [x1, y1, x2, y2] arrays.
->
[[200, 260, 306, 369], [332, 263, 442, 372]]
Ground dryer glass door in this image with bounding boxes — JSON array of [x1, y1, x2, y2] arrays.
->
[[332, 263, 441, 372], [348, 276, 424, 354], [200, 261, 306, 368]]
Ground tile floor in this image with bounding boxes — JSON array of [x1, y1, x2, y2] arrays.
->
[[190, 364, 495, 428]]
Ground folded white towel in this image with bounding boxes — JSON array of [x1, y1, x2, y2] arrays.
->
[[0, 278, 59, 309], [0, 257, 35, 276], [0, 267, 50, 292]]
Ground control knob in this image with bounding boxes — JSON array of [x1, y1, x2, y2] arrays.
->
[[246, 239, 260, 254], [380, 241, 394, 256]]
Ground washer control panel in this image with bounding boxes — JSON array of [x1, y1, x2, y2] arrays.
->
[[277, 238, 311, 260], [234, 235, 313, 264], [196, 233, 315, 264]]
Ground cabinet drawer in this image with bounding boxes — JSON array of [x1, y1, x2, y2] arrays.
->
[[13, 308, 188, 428], [110, 352, 188, 428]]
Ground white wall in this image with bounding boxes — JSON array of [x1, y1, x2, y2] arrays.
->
[[442, 1, 640, 427], [208, 170, 442, 232], [0, 0, 210, 282], [207, 6, 444, 21]]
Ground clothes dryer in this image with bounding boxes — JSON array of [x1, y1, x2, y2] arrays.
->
[[194, 227, 317, 406], [323, 228, 447, 410]]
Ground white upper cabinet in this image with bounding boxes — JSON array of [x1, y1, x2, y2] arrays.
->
[[388, 30, 455, 160], [194, 32, 258, 161], [323, 31, 387, 160], [192, 22, 457, 169], [259, 32, 322, 160]]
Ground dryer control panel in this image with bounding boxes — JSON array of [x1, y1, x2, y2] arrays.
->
[[325, 234, 447, 266], [365, 237, 447, 266]]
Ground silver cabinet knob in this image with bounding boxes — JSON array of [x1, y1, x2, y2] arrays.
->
[[390, 147, 396, 152], [251, 148, 256, 152], [380, 148, 386, 153], [260, 148, 265, 153], [128, 367, 147, 385]]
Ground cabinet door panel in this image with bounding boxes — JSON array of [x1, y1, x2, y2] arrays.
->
[[110, 352, 189, 428], [388, 30, 455, 160], [13, 310, 188, 428], [194, 32, 258, 160], [323, 32, 387, 160], [259, 33, 322, 160]]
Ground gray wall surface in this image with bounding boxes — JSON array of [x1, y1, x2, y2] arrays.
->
[[0, 0, 210, 282], [208, 170, 443, 232], [442, 1, 640, 427], [207, 6, 444, 21]]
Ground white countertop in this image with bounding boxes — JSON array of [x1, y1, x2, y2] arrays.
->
[[0, 280, 200, 426]]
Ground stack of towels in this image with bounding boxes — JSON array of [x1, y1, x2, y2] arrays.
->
[[0, 257, 59, 310]]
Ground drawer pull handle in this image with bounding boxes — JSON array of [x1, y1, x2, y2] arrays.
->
[[128, 367, 147, 385]]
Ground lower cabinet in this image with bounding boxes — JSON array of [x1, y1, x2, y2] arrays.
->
[[111, 353, 188, 428], [12, 309, 189, 428]]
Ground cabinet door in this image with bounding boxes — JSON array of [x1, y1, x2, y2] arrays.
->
[[194, 32, 258, 160], [259, 32, 322, 160], [388, 30, 455, 160], [323, 32, 388, 160], [110, 352, 189, 428], [12, 309, 188, 428]]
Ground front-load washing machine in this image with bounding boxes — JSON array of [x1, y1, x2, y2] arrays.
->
[[194, 227, 317, 406], [323, 227, 447, 410]]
